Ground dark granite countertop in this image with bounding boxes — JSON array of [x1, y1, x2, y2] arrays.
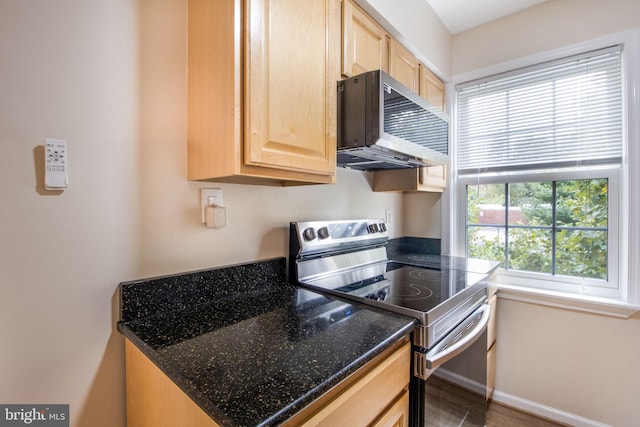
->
[[117, 258, 416, 427], [390, 253, 500, 274], [387, 236, 500, 275]]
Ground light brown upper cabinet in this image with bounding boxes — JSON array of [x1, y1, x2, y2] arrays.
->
[[388, 38, 420, 93], [188, 0, 340, 185], [420, 65, 445, 112], [373, 166, 446, 193], [341, 0, 389, 77]]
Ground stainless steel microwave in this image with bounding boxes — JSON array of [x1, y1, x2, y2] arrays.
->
[[337, 70, 449, 171]]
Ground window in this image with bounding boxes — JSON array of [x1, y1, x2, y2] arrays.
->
[[466, 174, 616, 288], [452, 44, 629, 302]]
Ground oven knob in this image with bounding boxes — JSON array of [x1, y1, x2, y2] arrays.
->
[[317, 226, 330, 239], [302, 227, 316, 241], [377, 290, 387, 300], [368, 224, 379, 233], [379, 223, 387, 232]]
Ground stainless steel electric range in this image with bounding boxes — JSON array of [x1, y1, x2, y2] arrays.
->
[[289, 219, 492, 426]]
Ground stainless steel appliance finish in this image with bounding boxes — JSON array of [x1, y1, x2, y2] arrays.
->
[[289, 219, 490, 426], [337, 70, 449, 171]]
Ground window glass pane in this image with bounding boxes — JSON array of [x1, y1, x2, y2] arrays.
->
[[508, 182, 552, 226], [508, 228, 552, 274], [556, 229, 607, 280], [467, 226, 505, 265], [467, 184, 505, 225], [556, 179, 608, 227]]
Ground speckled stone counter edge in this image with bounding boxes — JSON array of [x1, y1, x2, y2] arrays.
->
[[117, 257, 417, 427], [119, 321, 415, 427]]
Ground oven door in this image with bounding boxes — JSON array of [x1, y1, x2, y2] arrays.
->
[[411, 303, 490, 427]]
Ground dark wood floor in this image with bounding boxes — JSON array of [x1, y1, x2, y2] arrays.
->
[[486, 401, 568, 427], [423, 375, 568, 426]]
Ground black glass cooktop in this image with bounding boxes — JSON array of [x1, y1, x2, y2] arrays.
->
[[299, 261, 488, 321]]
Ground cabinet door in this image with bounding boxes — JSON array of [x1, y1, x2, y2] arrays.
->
[[126, 340, 220, 427], [373, 166, 446, 192], [372, 390, 409, 427], [388, 38, 419, 93], [342, 0, 388, 77], [487, 294, 497, 349], [419, 165, 446, 192], [245, 0, 339, 177], [487, 343, 496, 401], [419, 65, 445, 112]]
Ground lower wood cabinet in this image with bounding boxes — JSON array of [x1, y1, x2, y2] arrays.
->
[[371, 390, 409, 427], [285, 340, 411, 427], [125, 340, 220, 427], [125, 338, 411, 427]]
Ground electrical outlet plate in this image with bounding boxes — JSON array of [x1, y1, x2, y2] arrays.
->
[[385, 209, 392, 225], [201, 189, 223, 223]]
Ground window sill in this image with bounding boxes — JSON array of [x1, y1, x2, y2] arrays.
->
[[496, 283, 640, 318]]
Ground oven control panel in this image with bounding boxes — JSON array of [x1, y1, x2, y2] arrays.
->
[[290, 219, 389, 257]]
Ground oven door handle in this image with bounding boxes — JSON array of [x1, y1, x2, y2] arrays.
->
[[424, 303, 490, 370]]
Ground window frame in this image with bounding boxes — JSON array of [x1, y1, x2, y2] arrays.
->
[[445, 28, 640, 316], [458, 167, 620, 299]]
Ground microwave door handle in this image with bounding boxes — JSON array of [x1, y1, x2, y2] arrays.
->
[[425, 303, 491, 370]]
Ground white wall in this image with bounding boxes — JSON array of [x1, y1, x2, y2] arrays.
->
[[451, 1, 640, 426], [497, 300, 640, 427], [0, 1, 406, 426], [0, 1, 139, 426], [402, 193, 442, 239], [452, 0, 640, 76]]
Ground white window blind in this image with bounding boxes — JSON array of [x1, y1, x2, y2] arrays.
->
[[456, 45, 623, 175]]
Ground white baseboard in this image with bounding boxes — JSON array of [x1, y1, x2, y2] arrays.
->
[[492, 390, 611, 427]]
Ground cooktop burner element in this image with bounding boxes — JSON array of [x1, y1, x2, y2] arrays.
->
[[409, 269, 439, 280], [388, 283, 434, 301]]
